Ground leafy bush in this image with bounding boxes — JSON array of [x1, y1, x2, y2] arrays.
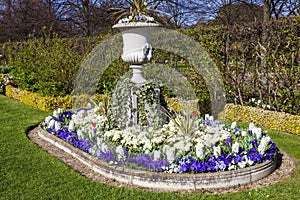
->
[[3, 36, 104, 97], [187, 17, 300, 115]]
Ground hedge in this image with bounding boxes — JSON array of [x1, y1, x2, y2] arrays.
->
[[5, 85, 109, 111], [221, 104, 300, 135], [5, 85, 72, 111], [5, 85, 300, 135]]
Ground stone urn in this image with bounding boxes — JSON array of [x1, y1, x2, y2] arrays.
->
[[112, 22, 159, 85]]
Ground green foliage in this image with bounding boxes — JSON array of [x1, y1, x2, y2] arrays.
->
[[3, 36, 103, 97], [0, 65, 9, 74], [108, 78, 166, 129], [186, 17, 300, 115], [96, 58, 129, 94], [152, 49, 211, 115]]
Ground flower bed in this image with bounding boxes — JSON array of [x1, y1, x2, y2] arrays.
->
[[41, 104, 277, 174]]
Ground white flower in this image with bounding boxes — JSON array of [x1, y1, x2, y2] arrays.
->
[[151, 136, 164, 144], [258, 136, 271, 154], [174, 141, 185, 152], [45, 116, 53, 124], [257, 100, 261, 105], [153, 150, 161, 161], [57, 108, 63, 114], [253, 127, 262, 139], [249, 122, 255, 131], [54, 121, 61, 131], [101, 143, 108, 153], [228, 164, 236, 170], [241, 130, 248, 137], [53, 110, 58, 118], [232, 142, 239, 154], [184, 142, 192, 152], [143, 139, 152, 151], [213, 145, 221, 158], [195, 142, 205, 159], [115, 145, 125, 160], [247, 158, 254, 166], [48, 119, 55, 129], [238, 160, 247, 168], [166, 147, 175, 163], [68, 120, 75, 131], [77, 129, 84, 139], [231, 121, 237, 129], [109, 130, 123, 141], [204, 114, 210, 120]]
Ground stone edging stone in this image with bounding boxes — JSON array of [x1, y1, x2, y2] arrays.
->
[[35, 125, 280, 192]]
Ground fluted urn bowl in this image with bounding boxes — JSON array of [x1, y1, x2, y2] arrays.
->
[[113, 22, 159, 64]]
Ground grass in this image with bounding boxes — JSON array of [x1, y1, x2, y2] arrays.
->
[[0, 94, 299, 199]]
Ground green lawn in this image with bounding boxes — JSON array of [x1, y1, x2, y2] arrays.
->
[[0, 94, 299, 200]]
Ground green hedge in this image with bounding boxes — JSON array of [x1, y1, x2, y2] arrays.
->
[[186, 17, 300, 115], [3, 36, 106, 97]]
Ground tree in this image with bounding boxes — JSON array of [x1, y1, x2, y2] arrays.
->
[[216, 3, 264, 25], [0, 0, 63, 42], [151, 0, 206, 27], [60, 0, 124, 36]]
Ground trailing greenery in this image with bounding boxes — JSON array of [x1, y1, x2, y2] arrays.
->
[[108, 78, 167, 129], [1, 94, 300, 199]]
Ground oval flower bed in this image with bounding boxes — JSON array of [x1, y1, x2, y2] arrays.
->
[[41, 104, 277, 175]]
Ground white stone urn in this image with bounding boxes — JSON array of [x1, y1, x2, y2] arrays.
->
[[113, 22, 159, 85]]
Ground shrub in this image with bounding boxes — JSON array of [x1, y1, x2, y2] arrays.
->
[[221, 103, 300, 135], [3, 36, 104, 97]]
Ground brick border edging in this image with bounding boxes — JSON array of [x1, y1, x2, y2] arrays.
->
[[36, 125, 277, 191]]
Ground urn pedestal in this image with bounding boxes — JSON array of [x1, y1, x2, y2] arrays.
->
[[113, 22, 159, 85], [112, 22, 161, 128]]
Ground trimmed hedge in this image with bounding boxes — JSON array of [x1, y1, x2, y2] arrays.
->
[[5, 85, 109, 111], [5, 85, 72, 111], [6, 85, 300, 135], [222, 104, 300, 135]]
